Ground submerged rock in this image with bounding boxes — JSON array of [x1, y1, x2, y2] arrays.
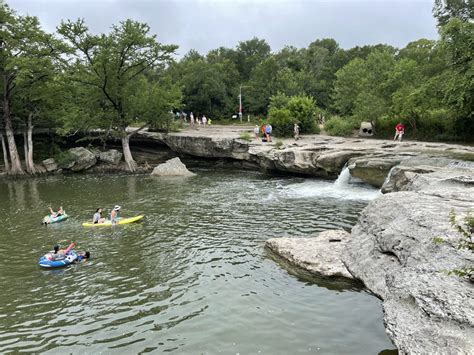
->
[[68, 147, 97, 171], [151, 157, 195, 177], [266, 230, 353, 279]]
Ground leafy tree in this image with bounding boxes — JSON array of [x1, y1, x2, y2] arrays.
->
[[175, 54, 238, 118], [439, 18, 474, 138], [1, 3, 64, 174], [433, 0, 473, 26], [58, 18, 179, 171], [333, 50, 396, 123], [246, 57, 281, 114], [235, 37, 271, 80]]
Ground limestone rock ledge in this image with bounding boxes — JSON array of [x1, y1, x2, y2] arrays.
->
[[136, 129, 474, 182], [344, 170, 474, 354], [266, 230, 353, 279]]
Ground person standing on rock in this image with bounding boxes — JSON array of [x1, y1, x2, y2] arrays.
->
[[202, 115, 207, 125], [294, 123, 300, 141], [265, 124, 272, 142], [254, 125, 259, 141], [190, 112, 195, 125], [394, 122, 405, 142]]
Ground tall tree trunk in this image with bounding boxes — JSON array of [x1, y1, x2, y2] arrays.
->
[[0, 132, 10, 173], [23, 131, 30, 172], [3, 78, 23, 174], [121, 131, 137, 172], [25, 113, 36, 174]]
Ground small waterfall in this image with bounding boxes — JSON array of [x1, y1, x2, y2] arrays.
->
[[334, 166, 351, 187], [381, 166, 397, 190], [283, 164, 381, 201]]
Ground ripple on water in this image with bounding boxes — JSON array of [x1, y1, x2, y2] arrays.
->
[[0, 169, 394, 353]]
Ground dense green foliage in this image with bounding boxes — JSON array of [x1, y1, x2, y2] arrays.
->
[[0, 0, 473, 175], [325, 117, 355, 137], [268, 94, 319, 136]]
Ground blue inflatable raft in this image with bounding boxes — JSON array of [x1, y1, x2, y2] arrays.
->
[[38, 250, 77, 268], [43, 214, 68, 225]]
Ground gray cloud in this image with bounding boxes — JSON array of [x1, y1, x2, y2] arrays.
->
[[8, 0, 438, 56]]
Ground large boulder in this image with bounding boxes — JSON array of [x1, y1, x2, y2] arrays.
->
[[42, 158, 58, 172], [266, 230, 353, 279], [68, 147, 97, 171], [344, 173, 474, 354], [151, 157, 195, 177], [99, 149, 123, 165]]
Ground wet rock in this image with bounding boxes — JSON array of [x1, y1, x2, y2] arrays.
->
[[68, 147, 97, 171], [381, 165, 435, 193], [266, 230, 353, 279], [42, 158, 58, 172], [99, 149, 123, 165], [347, 155, 407, 188], [151, 157, 195, 177]]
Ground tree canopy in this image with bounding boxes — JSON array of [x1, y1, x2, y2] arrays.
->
[[0, 0, 473, 176]]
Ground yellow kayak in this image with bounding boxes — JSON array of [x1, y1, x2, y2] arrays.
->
[[82, 215, 144, 227]]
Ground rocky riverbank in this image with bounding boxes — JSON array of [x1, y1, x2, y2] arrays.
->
[[135, 126, 474, 184], [2, 125, 473, 353], [134, 126, 474, 353]]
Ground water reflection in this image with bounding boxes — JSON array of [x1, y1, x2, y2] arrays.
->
[[0, 169, 394, 353]]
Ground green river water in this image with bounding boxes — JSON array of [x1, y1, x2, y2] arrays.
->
[[0, 166, 395, 354]]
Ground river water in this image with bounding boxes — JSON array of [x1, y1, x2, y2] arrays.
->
[[0, 166, 395, 354]]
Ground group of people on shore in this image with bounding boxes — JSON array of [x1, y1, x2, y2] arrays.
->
[[253, 123, 301, 142], [177, 111, 211, 126], [254, 124, 273, 142]]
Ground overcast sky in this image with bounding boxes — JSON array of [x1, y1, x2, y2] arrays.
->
[[8, 0, 438, 56]]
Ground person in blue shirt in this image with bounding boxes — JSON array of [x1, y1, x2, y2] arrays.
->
[[265, 124, 272, 142], [75, 251, 91, 262]]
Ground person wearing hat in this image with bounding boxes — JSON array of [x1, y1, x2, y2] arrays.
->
[[110, 205, 121, 225]]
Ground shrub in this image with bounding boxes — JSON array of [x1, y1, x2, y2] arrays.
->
[[268, 94, 320, 135], [275, 140, 284, 149], [374, 115, 399, 138], [286, 96, 319, 134], [239, 131, 252, 142], [268, 108, 293, 137], [53, 150, 75, 167], [324, 117, 354, 137]]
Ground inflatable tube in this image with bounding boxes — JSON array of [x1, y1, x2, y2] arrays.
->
[[82, 215, 144, 227], [38, 250, 77, 268], [43, 214, 68, 225]]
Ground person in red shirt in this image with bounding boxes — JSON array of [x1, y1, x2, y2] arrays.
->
[[394, 122, 405, 142]]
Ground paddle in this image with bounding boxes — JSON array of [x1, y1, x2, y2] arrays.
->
[[64, 242, 75, 254]]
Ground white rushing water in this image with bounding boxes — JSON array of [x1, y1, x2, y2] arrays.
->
[[283, 167, 381, 201]]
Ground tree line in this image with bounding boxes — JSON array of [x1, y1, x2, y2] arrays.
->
[[1, 0, 472, 175]]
